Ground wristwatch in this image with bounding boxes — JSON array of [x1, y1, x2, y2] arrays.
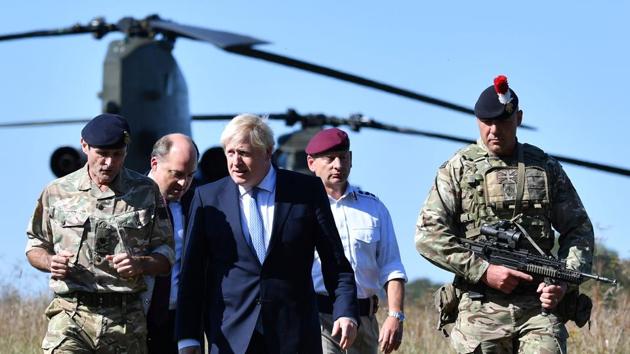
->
[[387, 310, 405, 322]]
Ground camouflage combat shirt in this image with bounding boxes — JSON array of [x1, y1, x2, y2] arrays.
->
[[415, 139, 594, 285], [26, 165, 174, 294]]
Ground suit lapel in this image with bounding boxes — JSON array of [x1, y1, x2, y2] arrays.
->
[[219, 178, 262, 266], [268, 170, 293, 257]]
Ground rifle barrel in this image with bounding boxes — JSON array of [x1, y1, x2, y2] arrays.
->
[[582, 272, 617, 285]]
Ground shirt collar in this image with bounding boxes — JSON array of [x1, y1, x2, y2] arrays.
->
[[476, 138, 521, 159], [238, 166, 276, 197], [476, 138, 491, 156], [77, 165, 92, 191], [329, 183, 357, 202], [77, 164, 127, 196]]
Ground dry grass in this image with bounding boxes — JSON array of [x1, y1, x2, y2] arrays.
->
[[0, 287, 49, 354], [2, 283, 628, 353], [375, 295, 451, 353], [378, 290, 630, 353]]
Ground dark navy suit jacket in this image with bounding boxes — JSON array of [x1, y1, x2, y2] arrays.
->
[[176, 168, 358, 354]]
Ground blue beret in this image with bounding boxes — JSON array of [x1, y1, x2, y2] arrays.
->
[[474, 76, 519, 120], [305, 128, 350, 155], [81, 113, 131, 148]]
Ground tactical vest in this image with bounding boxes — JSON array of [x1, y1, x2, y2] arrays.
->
[[456, 143, 554, 253]]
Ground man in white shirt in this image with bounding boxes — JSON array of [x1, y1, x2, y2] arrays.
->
[[146, 133, 199, 354], [307, 128, 407, 354]]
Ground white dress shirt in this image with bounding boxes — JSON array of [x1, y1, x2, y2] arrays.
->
[[312, 184, 407, 299]]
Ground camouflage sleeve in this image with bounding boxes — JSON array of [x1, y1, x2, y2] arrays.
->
[[415, 160, 489, 283], [547, 158, 594, 273], [25, 188, 54, 254], [148, 189, 175, 266]]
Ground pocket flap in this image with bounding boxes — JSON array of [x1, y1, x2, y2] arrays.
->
[[57, 211, 88, 227], [352, 227, 379, 243], [119, 209, 152, 229]]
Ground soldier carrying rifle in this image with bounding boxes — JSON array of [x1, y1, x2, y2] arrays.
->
[[415, 75, 596, 353]]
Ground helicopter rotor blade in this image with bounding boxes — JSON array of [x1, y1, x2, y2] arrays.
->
[[0, 27, 96, 42], [549, 155, 630, 177], [355, 119, 630, 176], [1, 18, 534, 130], [0, 19, 115, 42], [221, 46, 533, 131], [194, 111, 628, 177], [155, 19, 534, 131], [149, 19, 267, 48], [0, 118, 90, 128]]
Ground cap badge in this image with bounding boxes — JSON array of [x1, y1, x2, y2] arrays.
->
[[123, 130, 131, 145]]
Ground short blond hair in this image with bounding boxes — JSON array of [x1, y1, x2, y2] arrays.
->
[[220, 114, 275, 152]]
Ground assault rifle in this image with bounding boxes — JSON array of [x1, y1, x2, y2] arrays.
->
[[459, 220, 617, 317]]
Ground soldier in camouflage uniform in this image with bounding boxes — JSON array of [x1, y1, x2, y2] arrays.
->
[[415, 76, 594, 353], [25, 114, 174, 354]]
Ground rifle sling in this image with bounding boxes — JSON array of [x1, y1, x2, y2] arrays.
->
[[513, 143, 525, 219]]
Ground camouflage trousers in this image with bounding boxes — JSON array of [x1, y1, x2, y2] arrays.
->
[[41, 296, 147, 354], [450, 291, 568, 354], [319, 312, 379, 354]]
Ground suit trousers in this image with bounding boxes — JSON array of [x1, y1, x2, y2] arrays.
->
[[246, 330, 269, 354], [319, 312, 379, 354], [147, 309, 178, 354]]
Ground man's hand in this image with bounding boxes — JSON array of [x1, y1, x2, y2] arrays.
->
[[106, 253, 142, 278], [331, 317, 358, 350], [481, 264, 533, 294], [379, 317, 403, 353], [50, 250, 74, 279], [537, 282, 567, 310]]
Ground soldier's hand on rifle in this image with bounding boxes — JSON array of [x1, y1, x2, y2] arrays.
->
[[537, 282, 567, 310], [106, 253, 142, 278], [50, 249, 74, 279], [481, 264, 533, 294]]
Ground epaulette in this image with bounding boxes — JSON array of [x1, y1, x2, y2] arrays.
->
[[356, 189, 379, 200]]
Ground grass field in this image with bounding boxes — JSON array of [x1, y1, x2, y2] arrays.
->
[[2, 280, 627, 353]]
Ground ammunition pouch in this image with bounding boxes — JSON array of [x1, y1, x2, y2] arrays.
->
[[555, 290, 593, 328], [433, 283, 462, 336]]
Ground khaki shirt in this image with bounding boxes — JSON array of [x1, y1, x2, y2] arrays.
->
[[26, 165, 174, 294]]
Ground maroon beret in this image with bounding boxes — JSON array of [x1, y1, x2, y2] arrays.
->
[[305, 128, 350, 155]]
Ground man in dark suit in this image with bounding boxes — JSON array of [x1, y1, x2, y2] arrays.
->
[[146, 133, 200, 354], [177, 114, 359, 354]]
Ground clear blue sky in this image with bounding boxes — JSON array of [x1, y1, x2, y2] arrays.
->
[[1, 1, 628, 293]]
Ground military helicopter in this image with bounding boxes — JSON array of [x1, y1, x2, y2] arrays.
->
[[1, 14, 629, 179]]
